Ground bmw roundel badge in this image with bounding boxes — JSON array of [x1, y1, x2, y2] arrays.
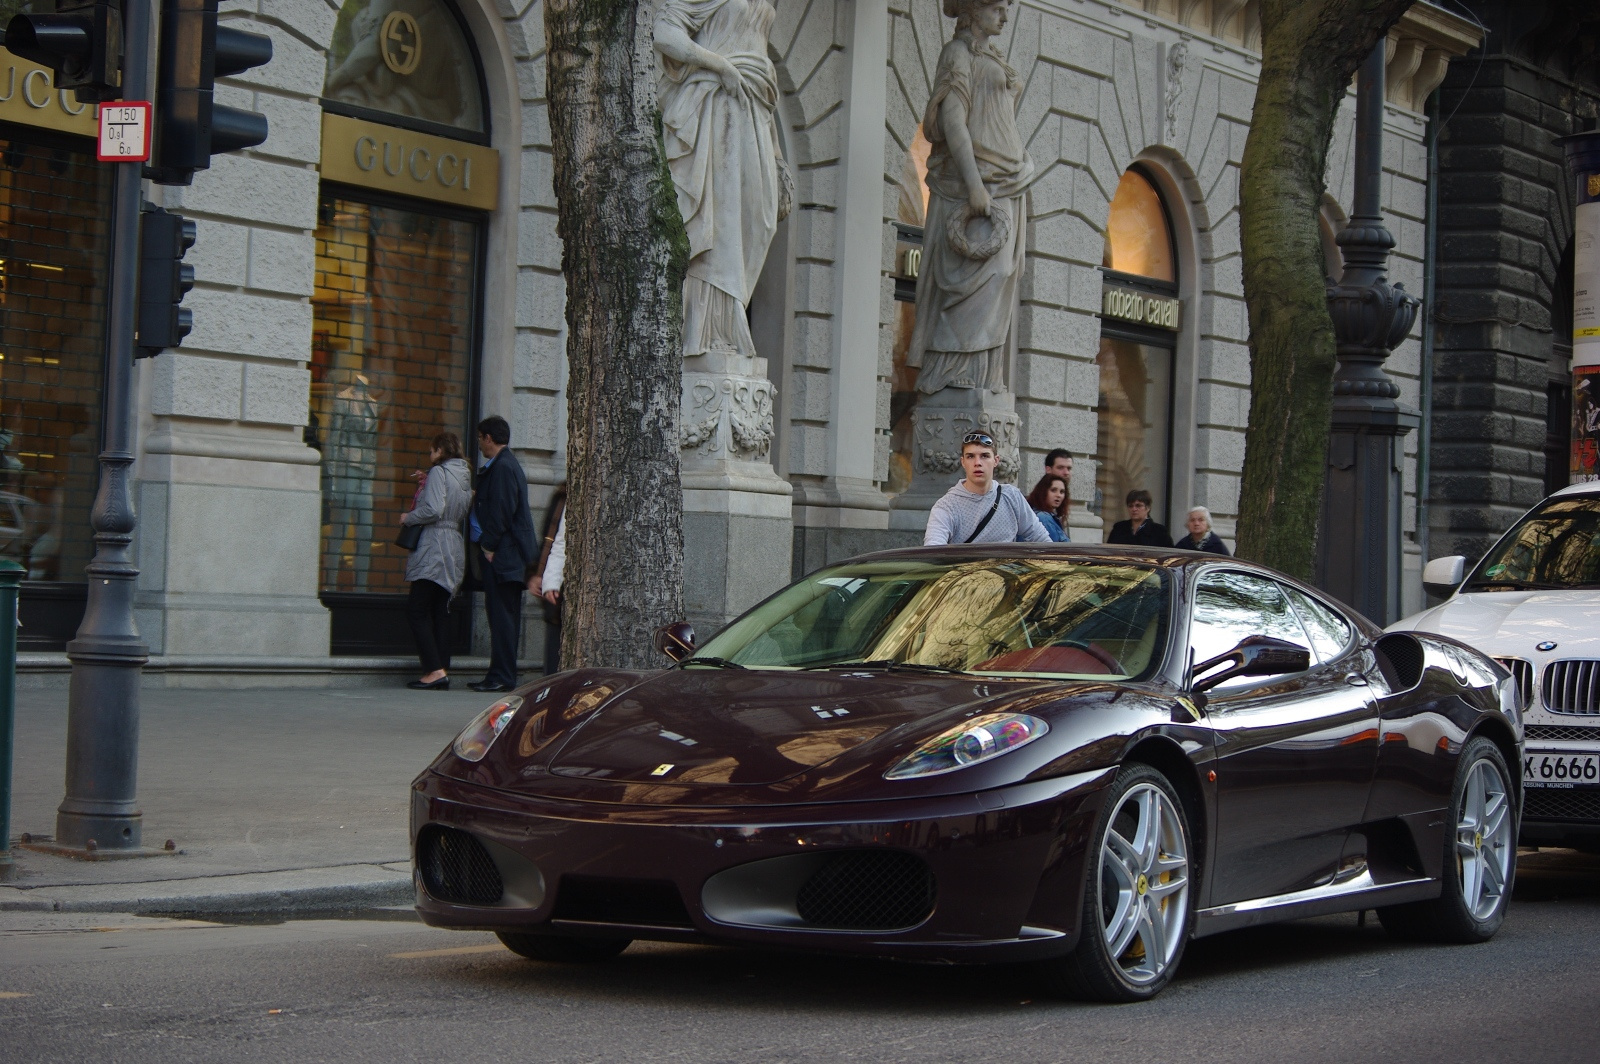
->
[[1536, 640, 1558, 652]]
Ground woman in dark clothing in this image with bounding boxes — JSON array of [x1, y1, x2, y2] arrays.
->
[[400, 432, 472, 690], [1026, 474, 1070, 542], [1174, 506, 1231, 555], [1107, 488, 1173, 547]]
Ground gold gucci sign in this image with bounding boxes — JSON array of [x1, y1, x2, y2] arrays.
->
[[1589, 174, 1600, 199], [0, 57, 99, 137], [319, 113, 499, 211], [380, 11, 421, 76]]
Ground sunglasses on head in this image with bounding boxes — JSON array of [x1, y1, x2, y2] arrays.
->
[[962, 432, 996, 448]]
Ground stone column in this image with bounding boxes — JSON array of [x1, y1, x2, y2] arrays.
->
[[680, 352, 791, 635]]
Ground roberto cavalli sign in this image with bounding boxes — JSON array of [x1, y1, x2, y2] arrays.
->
[[1100, 282, 1181, 331]]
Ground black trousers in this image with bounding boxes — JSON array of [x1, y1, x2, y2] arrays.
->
[[484, 579, 524, 687], [407, 580, 454, 674], [542, 601, 563, 675]]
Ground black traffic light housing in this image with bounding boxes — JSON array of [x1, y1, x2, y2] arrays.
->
[[3, 0, 122, 103], [149, 0, 273, 186], [136, 204, 197, 359]]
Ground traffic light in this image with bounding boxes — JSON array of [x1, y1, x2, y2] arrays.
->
[[2, 0, 122, 103], [136, 205, 197, 359], [149, 0, 273, 186]]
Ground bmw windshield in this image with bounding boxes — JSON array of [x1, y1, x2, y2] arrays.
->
[[690, 558, 1171, 680], [1465, 496, 1600, 591]]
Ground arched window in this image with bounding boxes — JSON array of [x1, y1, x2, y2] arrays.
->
[[1095, 167, 1180, 535], [323, 0, 488, 139]]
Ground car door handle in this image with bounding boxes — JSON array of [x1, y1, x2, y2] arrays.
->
[[1344, 674, 1369, 686]]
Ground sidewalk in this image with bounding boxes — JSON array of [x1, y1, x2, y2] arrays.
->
[[1, 683, 498, 915]]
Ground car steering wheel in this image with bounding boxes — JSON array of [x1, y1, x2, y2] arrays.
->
[[1052, 639, 1124, 674]]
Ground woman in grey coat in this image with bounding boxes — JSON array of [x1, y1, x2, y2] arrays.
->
[[401, 432, 472, 689]]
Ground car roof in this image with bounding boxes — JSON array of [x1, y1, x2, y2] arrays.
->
[[842, 542, 1242, 571], [1551, 481, 1600, 500]]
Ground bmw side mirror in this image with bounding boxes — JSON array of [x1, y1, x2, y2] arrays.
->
[[654, 621, 696, 663], [1422, 555, 1467, 598], [1190, 635, 1311, 693]]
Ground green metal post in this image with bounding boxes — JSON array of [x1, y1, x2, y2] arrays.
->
[[0, 559, 22, 876]]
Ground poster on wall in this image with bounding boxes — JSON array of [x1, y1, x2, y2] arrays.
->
[[1575, 363, 1600, 483]]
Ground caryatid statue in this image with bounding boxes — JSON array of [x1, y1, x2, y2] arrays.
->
[[656, 0, 794, 362], [909, 0, 1036, 396]]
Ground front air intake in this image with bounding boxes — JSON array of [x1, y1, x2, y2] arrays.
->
[[795, 850, 936, 930], [1543, 660, 1600, 715], [417, 826, 504, 905]]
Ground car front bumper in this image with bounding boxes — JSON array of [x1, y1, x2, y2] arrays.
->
[[410, 767, 1115, 964]]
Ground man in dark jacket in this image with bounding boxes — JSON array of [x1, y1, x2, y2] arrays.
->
[[470, 416, 537, 692]]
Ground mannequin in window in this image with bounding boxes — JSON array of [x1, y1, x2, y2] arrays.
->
[[321, 367, 381, 591], [655, 0, 794, 361], [909, 0, 1036, 397]]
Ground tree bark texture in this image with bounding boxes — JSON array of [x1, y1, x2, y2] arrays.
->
[[545, 0, 689, 669], [1235, 0, 1413, 579]]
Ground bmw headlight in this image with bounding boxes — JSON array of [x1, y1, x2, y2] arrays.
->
[[452, 696, 523, 762], [885, 712, 1048, 780]]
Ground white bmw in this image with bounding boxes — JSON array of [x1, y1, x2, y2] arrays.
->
[[1391, 482, 1600, 852]]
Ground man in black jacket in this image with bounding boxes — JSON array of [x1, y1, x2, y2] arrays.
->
[[1106, 488, 1173, 548], [470, 416, 537, 692]]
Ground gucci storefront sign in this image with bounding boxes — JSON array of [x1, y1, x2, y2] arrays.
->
[[1101, 283, 1181, 331], [0, 58, 99, 138], [319, 113, 499, 211]]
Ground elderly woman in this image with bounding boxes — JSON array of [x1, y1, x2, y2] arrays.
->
[[1175, 506, 1230, 555]]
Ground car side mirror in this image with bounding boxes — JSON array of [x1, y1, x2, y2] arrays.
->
[[653, 621, 696, 663], [1422, 555, 1467, 598], [1190, 635, 1311, 693]]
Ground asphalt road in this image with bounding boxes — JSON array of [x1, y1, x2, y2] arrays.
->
[[3, 850, 1597, 1064]]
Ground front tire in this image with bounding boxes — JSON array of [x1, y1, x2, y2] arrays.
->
[[496, 933, 632, 963], [1378, 736, 1516, 943], [1041, 763, 1194, 1002]]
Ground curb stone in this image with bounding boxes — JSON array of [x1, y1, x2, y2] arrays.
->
[[0, 863, 414, 914]]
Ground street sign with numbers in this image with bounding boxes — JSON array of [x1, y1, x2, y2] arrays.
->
[[97, 102, 153, 162]]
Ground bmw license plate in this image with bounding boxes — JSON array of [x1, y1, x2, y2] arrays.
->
[[1524, 748, 1600, 788]]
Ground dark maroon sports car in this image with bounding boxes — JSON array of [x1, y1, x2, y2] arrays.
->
[[411, 545, 1523, 1000]]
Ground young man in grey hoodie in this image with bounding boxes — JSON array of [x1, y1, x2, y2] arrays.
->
[[923, 431, 1052, 546]]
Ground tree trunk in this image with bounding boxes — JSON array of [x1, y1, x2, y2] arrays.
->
[[545, 0, 689, 669], [1235, 0, 1413, 579]]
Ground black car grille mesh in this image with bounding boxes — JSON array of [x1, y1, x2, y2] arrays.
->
[[1493, 657, 1534, 708], [1543, 660, 1600, 715], [1526, 724, 1600, 742], [417, 826, 504, 905], [795, 850, 936, 931], [1525, 789, 1600, 823], [552, 875, 694, 928]]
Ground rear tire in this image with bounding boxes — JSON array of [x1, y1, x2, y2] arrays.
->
[[1039, 763, 1194, 1002], [496, 932, 632, 963], [1378, 736, 1516, 943]]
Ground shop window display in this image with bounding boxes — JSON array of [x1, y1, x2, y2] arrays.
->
[[0, 130, 111, 647]]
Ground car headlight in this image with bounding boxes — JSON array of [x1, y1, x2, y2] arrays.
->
[[452, 696, 523, 762], [885, 712, 1048, 780]]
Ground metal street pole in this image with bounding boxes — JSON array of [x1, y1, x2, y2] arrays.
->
[[0, 560, 21, 877], [54, 0, 153, 852], [1318, 43, 1422, 626]]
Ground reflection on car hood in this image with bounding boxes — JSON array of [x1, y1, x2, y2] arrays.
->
[[1393, 590, 1600, 656], [546, 668, 1044, 787]]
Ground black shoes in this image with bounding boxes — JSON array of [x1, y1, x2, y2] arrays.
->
[[468, 680, 514, 693], [407, 677, 450, 691]]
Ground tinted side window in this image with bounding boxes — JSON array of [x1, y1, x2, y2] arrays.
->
[[1283, 586, 1352, 663], [1190, 570, 1314, 689]]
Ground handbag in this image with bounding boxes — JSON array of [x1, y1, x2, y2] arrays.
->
[[396, 522, 423, 551]]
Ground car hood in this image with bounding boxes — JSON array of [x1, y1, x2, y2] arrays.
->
[[544, 668, 1041, 786], [1392, 589, 1600, 657]]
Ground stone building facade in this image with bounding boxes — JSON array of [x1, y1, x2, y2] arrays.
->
[[0, 0, 1479, 679], [1425, 1, 1600, 565]]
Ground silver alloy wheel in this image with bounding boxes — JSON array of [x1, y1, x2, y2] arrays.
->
[[1456, 756, 1514, 921], [1097, 782, 1190, 985]]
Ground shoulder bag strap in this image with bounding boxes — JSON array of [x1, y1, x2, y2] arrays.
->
[[963, 488, 1005, 544]]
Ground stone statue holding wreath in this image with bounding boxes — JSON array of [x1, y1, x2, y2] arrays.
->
[[908, 0, 1037, 396]]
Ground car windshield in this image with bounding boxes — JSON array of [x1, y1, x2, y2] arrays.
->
[[692, 558, 1171, 680], [1465, 496, 1600, 591]]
